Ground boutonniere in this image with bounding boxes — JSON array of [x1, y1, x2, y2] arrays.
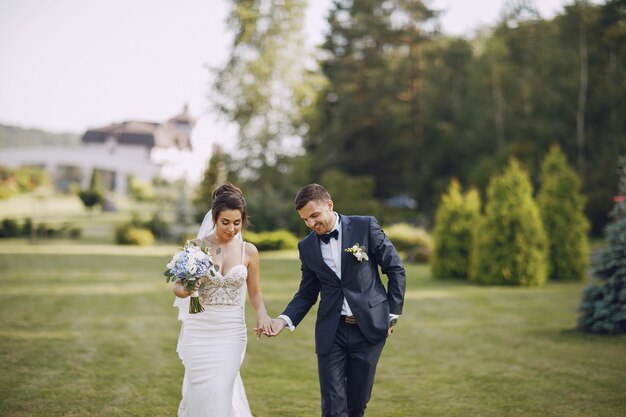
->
[[344, 243, 369, 262]]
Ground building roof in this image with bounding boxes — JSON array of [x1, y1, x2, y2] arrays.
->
[[81, 107, 195, 151]]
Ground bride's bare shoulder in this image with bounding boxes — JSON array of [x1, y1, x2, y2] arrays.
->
[[244, 241, 259, 258]]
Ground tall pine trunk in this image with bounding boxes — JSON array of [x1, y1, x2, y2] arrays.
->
[[576, 8, 588, 175]]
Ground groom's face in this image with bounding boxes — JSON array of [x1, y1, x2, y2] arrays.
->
[[298, 199, 335, 235]]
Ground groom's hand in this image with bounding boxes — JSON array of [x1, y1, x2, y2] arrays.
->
[[264, 318, 287, 337]]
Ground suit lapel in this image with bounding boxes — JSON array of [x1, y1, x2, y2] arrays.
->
[[340, 214, 353, 278]]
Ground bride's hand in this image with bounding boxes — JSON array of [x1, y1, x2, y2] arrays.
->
[[174, 279, 201, 298], [254, 314, 273, 338]]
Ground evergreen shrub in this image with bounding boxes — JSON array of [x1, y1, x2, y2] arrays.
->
[[115, 224, 154, 245], [470, 159, 548, 286], [538, 145, 589, 281], [577, 158, 626, 334], [244, 230, 298, 251], [384, 223, 433, 263], [432, 180, 481, 279]]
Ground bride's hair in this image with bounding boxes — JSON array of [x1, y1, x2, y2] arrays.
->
[[211, 183, 248, 227]]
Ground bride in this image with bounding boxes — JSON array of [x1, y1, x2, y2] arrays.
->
[[172, 183, 273, 417]]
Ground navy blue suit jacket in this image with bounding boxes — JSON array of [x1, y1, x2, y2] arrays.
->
[[282, 215, 406, 355]]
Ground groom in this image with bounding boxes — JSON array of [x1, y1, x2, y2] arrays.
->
[[268, 184, 406, 417]]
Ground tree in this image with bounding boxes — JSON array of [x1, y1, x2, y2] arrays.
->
[[432, 179, 481, 280], [577, 157, 626, 334], [320, 169, 382, 220], [537, 145, 589, 281], [211, 0, 319, 233], [78, 168, 104, 211], [212, 0, 313, 178], [306, 0, 436, 200], [192, 148, 232, 222], [470, 159, 548, 286]]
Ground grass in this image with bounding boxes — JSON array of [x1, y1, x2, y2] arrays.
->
[[0, 240, 625, 417]]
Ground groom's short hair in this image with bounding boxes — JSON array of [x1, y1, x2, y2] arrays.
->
[[295, 184, 332, 210]]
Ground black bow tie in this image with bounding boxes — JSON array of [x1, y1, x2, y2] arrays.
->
[[319, 229, 339, 244]]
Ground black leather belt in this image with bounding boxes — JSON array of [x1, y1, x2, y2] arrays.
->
[[341, 315, 357, 325]]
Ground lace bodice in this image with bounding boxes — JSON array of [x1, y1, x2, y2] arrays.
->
[[198, 264, 248, 307]]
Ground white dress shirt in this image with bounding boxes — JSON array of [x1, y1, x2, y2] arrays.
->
[[320, 213, 353, 316]]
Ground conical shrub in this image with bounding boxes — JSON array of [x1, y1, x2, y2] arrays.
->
[[577, 157, 626, 334], [538, 145, 589, 281], [432, 179, 481, 279], [470, 159, 548, 286]]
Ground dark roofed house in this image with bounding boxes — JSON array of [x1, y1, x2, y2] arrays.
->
[[82, 106, 194, 152], [77, 106, 197, 192]]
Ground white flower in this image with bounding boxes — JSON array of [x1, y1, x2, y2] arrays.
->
[[344, 243, 369, 262], [189, 264, 198, 274]]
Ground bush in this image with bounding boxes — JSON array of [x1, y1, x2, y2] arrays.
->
[[115, 224, 154, 245], [0, 182, 18, 199], [577, 157, 626, 334], [431, 180, 481, 279], [69, 227, 82, 239], [13, 167, 49, 191], [21, 218, 32, 237], [128, 176, 157, 202], [384, 223, 433, 263], [470, 159, 548, 286], [0, 218, 21, 237], [538, 145, 590, 281], [147, 213, 170, 239], [178, 232, 197, 246], [78, 189, 104, 210], [128, 212, 170, 240], [0, 167, 48, 199], [244, 229, 299, 251]]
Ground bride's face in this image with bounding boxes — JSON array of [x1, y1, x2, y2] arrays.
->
[[215, 209, 243, 241]]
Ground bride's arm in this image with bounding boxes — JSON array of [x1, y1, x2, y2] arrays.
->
[[245, 243, 272, 335]]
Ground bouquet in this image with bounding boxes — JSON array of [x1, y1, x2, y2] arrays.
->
[[163, 240, 218, 314]]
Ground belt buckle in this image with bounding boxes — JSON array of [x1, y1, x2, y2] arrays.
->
[[344, 315, 357, 325]]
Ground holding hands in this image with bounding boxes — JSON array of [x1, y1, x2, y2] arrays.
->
[[254, 317, 287, 338]]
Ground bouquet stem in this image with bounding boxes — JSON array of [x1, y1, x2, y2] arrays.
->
[[189, 291, 204, 314]]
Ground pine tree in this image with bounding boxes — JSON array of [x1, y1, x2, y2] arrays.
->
[[577, 157, 626, 334], [538, 145, 589, 281], [470, 159, 548, 286], [432, 179, 481, 279], [306, 0, 436, 199]]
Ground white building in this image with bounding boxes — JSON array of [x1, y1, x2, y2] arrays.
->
[[0, 107, 196, 194]]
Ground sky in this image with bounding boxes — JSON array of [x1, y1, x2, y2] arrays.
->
[[0, 0, 591, 180]]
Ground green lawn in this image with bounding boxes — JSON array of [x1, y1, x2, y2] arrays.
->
[[0, 240, 624, 417]]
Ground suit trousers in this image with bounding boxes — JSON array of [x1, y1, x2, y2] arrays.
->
[[317, 320, 386, 417]]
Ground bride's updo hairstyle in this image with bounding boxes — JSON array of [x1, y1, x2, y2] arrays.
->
[[211, 183, 248, 228]]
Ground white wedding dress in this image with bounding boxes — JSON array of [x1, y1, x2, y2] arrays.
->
[[174, 241, 253, 417]]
